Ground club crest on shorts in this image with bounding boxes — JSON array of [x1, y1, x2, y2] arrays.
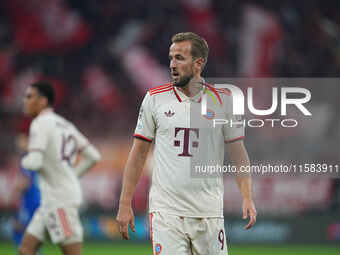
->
[[203, 109, 215, 119], [155, 243, 162, 254]]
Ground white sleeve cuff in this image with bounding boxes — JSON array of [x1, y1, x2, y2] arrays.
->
[[21, 151, 43, 171]]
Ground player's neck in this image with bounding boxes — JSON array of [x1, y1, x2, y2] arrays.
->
[[36, 107, 53, 117], [178, 76, 204, 98]]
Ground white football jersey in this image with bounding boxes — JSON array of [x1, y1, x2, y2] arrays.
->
[[28, 109, 89, 208], [134, 83, 244, 218]]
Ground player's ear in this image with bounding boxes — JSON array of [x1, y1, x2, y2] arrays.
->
[[40, 97, 49, 108], [194, 57, 204, 72]]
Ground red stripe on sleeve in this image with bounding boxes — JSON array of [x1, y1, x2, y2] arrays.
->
[[149, 83, 172, 92], [150, 87, 173, 95], [149, 84, 172, 93], [215, 88, 231, 96], [224, 136, 245, 144], [134, 134, 153, 142]]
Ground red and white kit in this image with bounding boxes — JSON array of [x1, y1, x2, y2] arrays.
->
[[26, 109, 89, 244], [135, 83, 244, 254]]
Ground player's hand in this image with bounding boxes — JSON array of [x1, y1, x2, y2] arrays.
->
[[242, 199, 257, 230], [116, 204, 135, 240]]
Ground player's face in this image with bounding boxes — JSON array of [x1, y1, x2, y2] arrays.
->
[[169, 41, 196, 87], [23, 87, 44, 117]]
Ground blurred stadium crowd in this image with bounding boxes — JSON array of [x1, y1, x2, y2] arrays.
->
[[0, 0, 340, 220]]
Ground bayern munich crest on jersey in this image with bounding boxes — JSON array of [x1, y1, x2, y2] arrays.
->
[[155, 243, 162, 254], [203, 109, 215, 119]]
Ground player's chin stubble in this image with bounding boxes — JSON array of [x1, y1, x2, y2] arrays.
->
[[173, 74, 193, 88]]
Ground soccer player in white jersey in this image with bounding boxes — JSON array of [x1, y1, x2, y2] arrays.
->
[[19, 81, 101, 255], [117, 32, 256, 255]]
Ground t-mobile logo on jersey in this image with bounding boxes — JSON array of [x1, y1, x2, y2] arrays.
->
[[174, 127, 199, 157]]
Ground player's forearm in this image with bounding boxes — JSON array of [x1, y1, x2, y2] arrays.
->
[[119, 139, 151, 206], [75, 144, 101, 177], [235, 176, 253, 201], [227, 140, 253, 201]]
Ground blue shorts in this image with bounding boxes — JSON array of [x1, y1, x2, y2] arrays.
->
[[12, 205, 37, 246]]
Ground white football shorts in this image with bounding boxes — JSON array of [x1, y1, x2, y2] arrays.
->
[[149, 211, 228, 255], [26, 206, 83, 245]]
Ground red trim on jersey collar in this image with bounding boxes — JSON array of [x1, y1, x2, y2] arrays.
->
[[173, 87, 182, 102], [173, 86, 203, 103], [173, 83, 224, 104], [205, 83, 223, 105]]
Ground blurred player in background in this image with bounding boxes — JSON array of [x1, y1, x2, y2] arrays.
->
[[117, 32, 256, 255], [12, 130, 42, 255], [19, 81, 101, 255]]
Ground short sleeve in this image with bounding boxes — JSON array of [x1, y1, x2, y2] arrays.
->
[[223, 95, 245, 143], [134, 92, 155, 142], [28, 119, 49, 152]]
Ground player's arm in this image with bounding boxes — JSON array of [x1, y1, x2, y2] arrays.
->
[[72, 125, 101, 177], [74, 144, 101, 177], [117, 91, 154, 239], [116, 138, 151, 240], [226, 140, 257, 230], [21, 120, 47, 171], [21, 151, 43, 171]]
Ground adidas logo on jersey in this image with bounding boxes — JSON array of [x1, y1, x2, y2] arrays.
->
[[164, 110, 175, 117]]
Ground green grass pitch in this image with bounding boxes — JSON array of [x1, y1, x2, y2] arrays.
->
[[1, 242, 339, 255]]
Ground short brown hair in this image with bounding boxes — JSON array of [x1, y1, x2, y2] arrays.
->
[[171, 32, 209, 70]]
